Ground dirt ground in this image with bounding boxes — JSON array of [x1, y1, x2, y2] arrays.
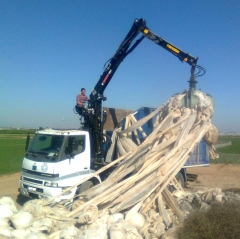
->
[[0, 164, 240, 209], [186, 164, 240, 193]]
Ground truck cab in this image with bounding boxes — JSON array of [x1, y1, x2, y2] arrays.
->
[[19, 128, 100, 200]]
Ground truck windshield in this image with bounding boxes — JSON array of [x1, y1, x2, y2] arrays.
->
[[28, 134, 64, 160]]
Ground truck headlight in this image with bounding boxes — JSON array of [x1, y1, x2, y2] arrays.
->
[[52, 182, 58, 187], [44, 182, 58, 187]]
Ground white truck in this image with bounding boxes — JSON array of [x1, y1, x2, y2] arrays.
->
[[19, 129, 101, 200], [19, 18, 208, 200]]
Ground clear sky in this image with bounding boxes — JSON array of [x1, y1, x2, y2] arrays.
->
[[0, 0, 239, 132]]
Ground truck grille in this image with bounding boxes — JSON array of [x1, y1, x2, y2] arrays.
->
[[22, 168, 59, 178], [23, 177, 43, 185]]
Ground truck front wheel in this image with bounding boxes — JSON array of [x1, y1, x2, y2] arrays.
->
[[71, 181, 94, 210], [78, 180, 94, 193]]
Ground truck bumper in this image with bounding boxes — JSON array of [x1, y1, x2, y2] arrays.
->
[[19, 180, 76, 201]]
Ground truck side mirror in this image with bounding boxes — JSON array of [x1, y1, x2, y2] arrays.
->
[[25, 133, 30, 152]]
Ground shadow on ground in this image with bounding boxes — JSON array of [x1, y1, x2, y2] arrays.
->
[[16, 193, 32, 207]]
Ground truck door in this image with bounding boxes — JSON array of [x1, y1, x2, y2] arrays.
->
[[55, 135, 90, 176]]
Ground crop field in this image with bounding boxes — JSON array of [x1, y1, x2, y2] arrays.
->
[[216, 136, 240, 154], [0, 130, 35, 176], [211, 135, 240, 164], [0, 130, 240, 175], [0, 129, 36, 135]]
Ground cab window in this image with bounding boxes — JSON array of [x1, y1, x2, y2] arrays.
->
[[60, 135, 85, 160]]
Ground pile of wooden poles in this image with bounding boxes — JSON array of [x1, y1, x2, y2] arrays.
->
[[48, 91, 217, 211], [45, 90, 218, 238]]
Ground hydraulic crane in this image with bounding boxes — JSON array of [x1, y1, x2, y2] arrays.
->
[[74, 18, 206, 159]]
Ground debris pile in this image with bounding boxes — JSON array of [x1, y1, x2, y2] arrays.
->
[[1, 187, 240, 238], [0, 91, 223, 239]]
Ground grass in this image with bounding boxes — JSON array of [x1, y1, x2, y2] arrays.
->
[[211, 153, 240, 164], [0, 131, 239, 175], [176, 201, 240, 239], [0, 136, 26, 175], [216, 135, 240, 154], [210, 135, 240, 164], [0, 129, 36, 135], [0, 130, 35, 176]]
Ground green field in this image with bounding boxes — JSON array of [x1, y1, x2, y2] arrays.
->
[[211, 135, 240, 164], [0, 129, 36, 135], [216, 135, 240, 154], [0, 130, 35, 176], [0, 130, 239, 176]]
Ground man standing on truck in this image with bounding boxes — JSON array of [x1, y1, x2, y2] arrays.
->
[[76, 88, 89, 107], [76, 88, 89, 115]]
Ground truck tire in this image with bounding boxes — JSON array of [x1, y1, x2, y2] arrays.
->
[[175, 172, 185, 188], [71, 181, 94, 210], [168, 172, 185, 192], [78, 180, 94, 193]]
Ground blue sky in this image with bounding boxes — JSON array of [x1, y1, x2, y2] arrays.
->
[[0, 0, 239, 132]]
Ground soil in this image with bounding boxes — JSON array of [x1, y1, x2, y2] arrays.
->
[[0, 172, 29, 210], [186, 164, 240, 193], [0, 164, 240, 209]]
